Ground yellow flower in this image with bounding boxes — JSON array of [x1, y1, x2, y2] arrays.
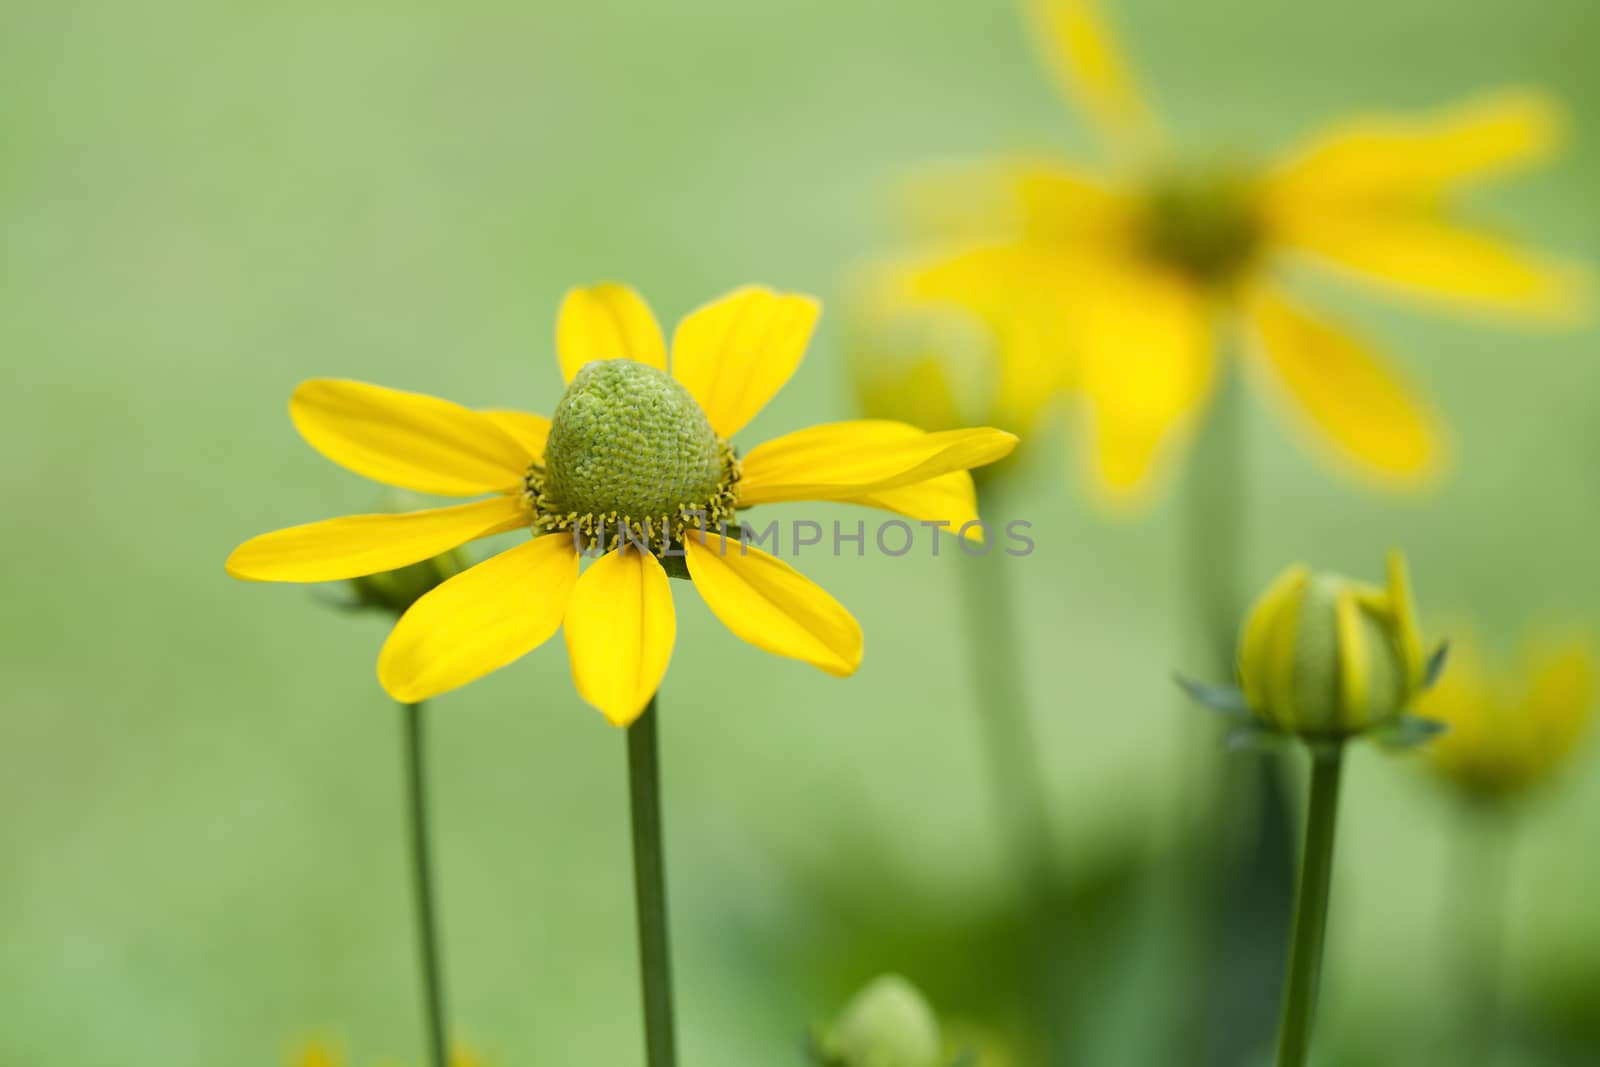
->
[[1420, 629, 1595, 799], [290, 1041, 484, 1067], [1235, 551, 1429, 741], [228, 284, 1017, 725], [893, 0, 1587, 504]]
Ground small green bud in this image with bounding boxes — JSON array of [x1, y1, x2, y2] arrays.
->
[[818, 975, 944, 1067], [543, 360, 724, 523], [1237, 551, 1427, 740], [347, 548, 467, 616]]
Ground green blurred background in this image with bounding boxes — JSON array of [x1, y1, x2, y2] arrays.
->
[[3, 0, 1597, 1063]]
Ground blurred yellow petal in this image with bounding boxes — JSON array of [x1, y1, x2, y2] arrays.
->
[[1278, 213, 1588, 320], [1028, 0, 1158, 150], [897, 162, 1130, 244], [1245, 285, 1441, 481], [1520, 636, 1597, 765], [1071, 263, 1213, 502], [670, 286, 821, 438], [479, 409, 551, 463], [556, 283, 668, 383], [1268, 90, 1565, 207], [1238, 565, 1310, 715], [291, 1042, 341, 1067], [739, 420, 1017, 505], [845, 471, 986, 542], [378, 534, 579, 703], [684, 533, 863, 677], [291, 379, 533, 496], [563, 548, 675, 726], [226, 497, 525, 583]]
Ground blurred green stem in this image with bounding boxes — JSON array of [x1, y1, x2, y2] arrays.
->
[[1449, 807, 1515, 1062], [958, 480, 1067, 1063], [958, 480, 1053, 888], [628, 697, 678, 1067], [1276, 744, 1346, 1067], [401, 701, 449, 1067]]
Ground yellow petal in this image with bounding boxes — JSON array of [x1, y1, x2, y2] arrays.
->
[[670, 286, 821, 438], [562, 548, 675, 726], [290, 379, 533, 496], [896, 161, 1130, 244], [377, 534, 579, 703], [291, 1043, 341, 1067], [1071, 262, 1213, 503], [1238, 564, 1311, 717], [740, 421, 1016, 505], [683, 533, 862, 677], [1027, 0, 1158, 151], [1245, 285, 1441, 482], [1334, 587, 1371, 730], [1386, 550, 1425, 689], [556, 283, 668, 383], [225, 496, 526, 583], [1519, 635, 1597, 762], [1275, 213, 1588, 321], [479, 409, 551, 463], [1267, 90, 1565, 208], [846, 471, 986, 542]]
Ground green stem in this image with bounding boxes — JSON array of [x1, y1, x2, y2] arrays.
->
[[1448, 807, 1515, 1062], [957, 480, 1054, 889], [401, 701, 449, 1067], [1276, 744, 1346, 1067], [627, 697, 678, 1067]]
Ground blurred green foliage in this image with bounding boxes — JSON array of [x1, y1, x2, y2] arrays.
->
[[2, 0, 1597, 1064]]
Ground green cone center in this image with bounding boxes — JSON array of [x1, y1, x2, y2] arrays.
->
[[1138, 164, 1262, 284], [541, 359, 725, 524]]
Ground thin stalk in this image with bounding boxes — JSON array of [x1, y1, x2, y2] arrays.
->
[[401, 701, 449, 1067], [1183, 353, 1296, 1067], [955, 479, 1066, 1063], [627, 697, 678, 1067], [956, 479, 1054, 889], [1276, 744, 1346, 1067], [1447, 807, 1515, 1063]]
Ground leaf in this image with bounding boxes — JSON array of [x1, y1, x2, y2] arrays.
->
[[1173, 673, 1253, 717], [1376, 713, 1448, 751], [1224, 722, 1284, 753], [1423, 641, 1450, 689]]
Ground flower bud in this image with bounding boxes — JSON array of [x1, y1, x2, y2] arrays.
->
[[342, 492, 469, 616], [816, 974, 944, 1067], [1237, 551, 1427, 740]]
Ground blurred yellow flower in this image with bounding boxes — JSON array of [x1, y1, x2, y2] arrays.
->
[[890, 0, 1587, 504], [1421, 630, 1596, 799], [227, 284, 1016, 725], [290, 1040, 484, 1067], [1237, 551, 1428, 741]]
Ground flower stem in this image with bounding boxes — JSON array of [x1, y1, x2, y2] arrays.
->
[[1276, 743, 1346, 1067], [401, 701, 449, 1067], [1447, 807, 1515, 1062], [957, 481, 1053, 888], [627, 696, 678, 1067]]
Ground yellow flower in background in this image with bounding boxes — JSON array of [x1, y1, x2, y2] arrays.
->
[[289, 1040, 485, 1067], [227, 284, 1017, 725], [889, 0, 1587, 504], [1421, 629, 1596, 799]]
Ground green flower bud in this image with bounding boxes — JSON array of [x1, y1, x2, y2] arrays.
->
[[818, 975, 944, 1067], [347, 548, 468, 616], [1238, 551, 1427, 740]]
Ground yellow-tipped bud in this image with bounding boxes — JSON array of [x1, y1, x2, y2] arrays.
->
[[817, 974, 944, 1067], [1237, 551, 1428, 740]]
